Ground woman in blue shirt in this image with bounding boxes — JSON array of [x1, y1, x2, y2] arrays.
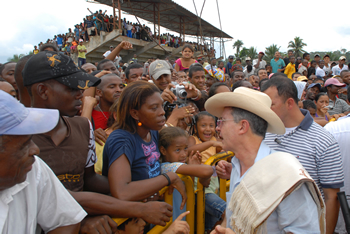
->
[[103, 81, 186, 209]]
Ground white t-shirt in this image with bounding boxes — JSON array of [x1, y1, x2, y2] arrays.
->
[[332, 64, 349, 76], [323, 64, 332, 76], [0, 156, 86, 234], [252, 59, 266, 69], [126, 24, 133, 31], [103, 50, 112, 58], [325, 115, 350, 234], [205, 64, 217, 71], [316, 67, 326, 77]]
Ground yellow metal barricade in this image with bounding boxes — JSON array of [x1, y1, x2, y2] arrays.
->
[[196, 151, 234, 234], [113, 175, 195, 234], [148, 174, 195, 234]]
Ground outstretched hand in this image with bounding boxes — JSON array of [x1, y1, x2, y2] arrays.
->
[[163, 211, 190, 234]]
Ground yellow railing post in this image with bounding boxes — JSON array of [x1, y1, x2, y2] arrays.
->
[[196, 151, 234, 233]]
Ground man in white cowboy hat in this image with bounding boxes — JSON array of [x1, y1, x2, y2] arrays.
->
[[207, 87, 325, 234]]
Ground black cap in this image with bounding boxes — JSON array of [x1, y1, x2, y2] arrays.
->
[[23, 51, 100, 89], [228, 55, 234, 59]]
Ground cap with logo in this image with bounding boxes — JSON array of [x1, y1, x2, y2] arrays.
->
[[23, 51, 101, 90], [0, 90, 59, 136], [246, 57, 251, 61], [339, 56, 346, 61], [149, 60, 171, 80]]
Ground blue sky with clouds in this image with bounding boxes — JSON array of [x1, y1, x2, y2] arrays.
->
[[1, 0, 350, 63]]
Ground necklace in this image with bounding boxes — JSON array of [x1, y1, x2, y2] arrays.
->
[[97, 104, 108, 121]]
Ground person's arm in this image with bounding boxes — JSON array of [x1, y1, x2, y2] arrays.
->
[[324, 188, 340, 234], [253, 59, 260, 69], [108, 154, 187, 209], [188, 136, 223, 153], [166, 105, 195, 127], [284, 64, 290, 75], [48, 223, 80, 234], [70, 191, 173, 226], [176, 164, 213, 179], [83, 166, 110, 194], [174, 61, 180, 72], [216, 160, 232, 180], [106, 41, 132, 61], [80, 96, 97, 122], [87, 8, 93, 14]]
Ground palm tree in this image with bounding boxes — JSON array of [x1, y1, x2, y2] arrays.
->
[[233, 40, 244, 57], [265, 44, 281, 62], [238, 47, 248, 59], [7, 54, 25, 62], [288, 37, 307, 57], [246, 47, 257, 60]]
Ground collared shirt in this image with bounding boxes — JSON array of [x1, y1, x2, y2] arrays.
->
[[284, 62, 296, 79], [325, 114, 350, 234], [252, 59, 266, 69], [0, 156, 86, 234], [332, 64, 349, 76], [270, 58, 285, 73], [226, 142, 320, 233], [328, 96, 350, 116], [264, 109, 344, 196]]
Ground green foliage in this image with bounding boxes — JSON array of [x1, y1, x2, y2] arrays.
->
[[233, 40, 244, 58], [246, 47, 257, 60], [288, 37, 307, 57], [7, 54, 25, 62], [265, 44, 281, 62]]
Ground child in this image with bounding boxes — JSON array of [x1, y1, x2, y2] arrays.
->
[[159, 127, 213, 220], [284, 56, 296, 79], [174, 44, 197, 72], [177, 71, 187, 83], [116, 218, 146, 234], [302, 99, 316, 117], [187, 112, 225, 231]]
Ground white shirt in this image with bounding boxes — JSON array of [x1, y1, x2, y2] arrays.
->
[[0, 156, 86, 234], [103, 50, 112, 58], [205, 64, 217, 71], [323, 64, 331, 76], [126, 24, 133, 31], [252, 59, 266, 69], [332, 64, 349, 76], [325, 115, 350, 234], [316, 67, 326, 77]]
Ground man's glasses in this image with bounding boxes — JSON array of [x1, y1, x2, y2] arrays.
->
[[217, 119, 235, 127]]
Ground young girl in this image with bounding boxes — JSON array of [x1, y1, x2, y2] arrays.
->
[[174, 45, 198, 72], [315, 93, 331, 121], [187, 112, 225, 231], [159, 127, 213, 220]]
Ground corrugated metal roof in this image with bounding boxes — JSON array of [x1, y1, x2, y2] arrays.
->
[[92, 0, 232, 39]]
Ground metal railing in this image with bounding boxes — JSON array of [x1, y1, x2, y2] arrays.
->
[[196, 151, 234, 234], [113, 174, 195, 234]]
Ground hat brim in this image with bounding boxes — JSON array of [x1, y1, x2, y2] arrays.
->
[[205, 92, 285, 135], [4, 108, 59, 135], [55, 71, 101, 90], [153, 70, 171, 80]]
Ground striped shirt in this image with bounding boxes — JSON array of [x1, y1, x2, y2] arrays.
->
[[264, 109, 344, 196]]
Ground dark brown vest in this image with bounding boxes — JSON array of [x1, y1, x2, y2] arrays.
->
[[33, 116, 90, 192]]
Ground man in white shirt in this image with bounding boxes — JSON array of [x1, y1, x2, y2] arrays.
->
[[316, 60, 327, 79], [103, 45, 114, 58], [0, 90, 86, 234], [332, 56, 349, 76], [253, 52, 266, 69]]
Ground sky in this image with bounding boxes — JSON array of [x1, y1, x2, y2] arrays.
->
[[1, 0, 350, 63]]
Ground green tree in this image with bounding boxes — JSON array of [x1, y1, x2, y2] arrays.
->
[[246, 47, 257, 60], [265, 44, 281, 62], [288, 37, 307, 57], [233, 40, 244, 57], [238, 47, 248, 59], [7, 54, 25, 62]]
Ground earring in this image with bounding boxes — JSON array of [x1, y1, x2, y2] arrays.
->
[[137, 120, 142, 127]]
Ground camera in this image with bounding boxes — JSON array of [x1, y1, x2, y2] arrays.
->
[[170, 85, 187, 99]]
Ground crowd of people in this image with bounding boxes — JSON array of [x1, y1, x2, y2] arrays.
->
[[0, 39, 349, 234]]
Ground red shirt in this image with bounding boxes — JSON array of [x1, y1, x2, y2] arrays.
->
[[92, 109, 110, 130]]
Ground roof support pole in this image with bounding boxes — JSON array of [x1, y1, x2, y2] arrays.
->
[[158, 3, 160, 44], [118, 0, 121, 31], [153, 3, 156, 39], [113, 0, 116, 30]]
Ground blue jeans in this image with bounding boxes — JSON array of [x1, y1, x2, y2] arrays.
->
[[78, 58, 86, 68], [205, 193, 226, 230]]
